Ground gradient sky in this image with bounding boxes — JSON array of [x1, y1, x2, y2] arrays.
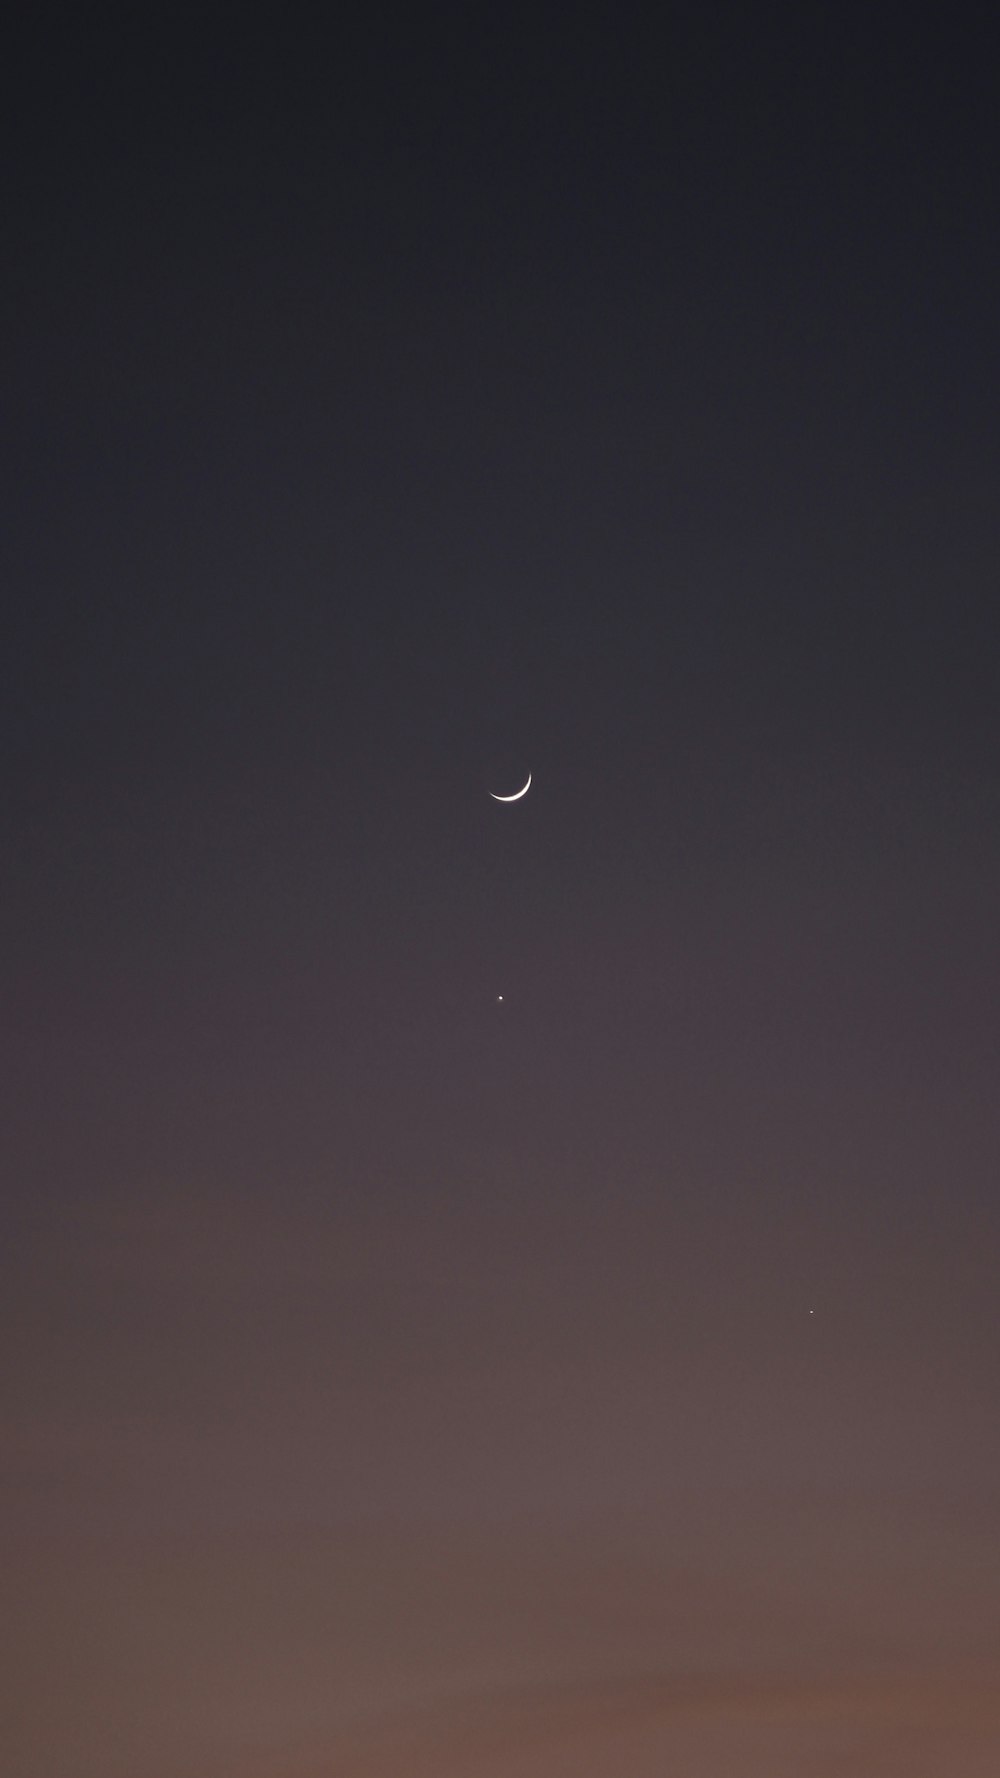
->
[[4, 10, 1000, 1774]]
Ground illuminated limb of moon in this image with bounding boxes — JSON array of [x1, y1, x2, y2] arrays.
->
[[490, 773, 531, 802]]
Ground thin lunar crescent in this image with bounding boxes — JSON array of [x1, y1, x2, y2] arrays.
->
[[490, 773, 532, 802]]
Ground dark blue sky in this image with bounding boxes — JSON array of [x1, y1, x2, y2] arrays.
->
[[4, 10, 1000, 1773]]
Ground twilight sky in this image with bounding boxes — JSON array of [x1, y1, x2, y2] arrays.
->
[[4, 10, 1000, 1774]]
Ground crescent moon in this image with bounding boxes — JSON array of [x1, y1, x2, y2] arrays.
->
[[490, 773, 532, 803]]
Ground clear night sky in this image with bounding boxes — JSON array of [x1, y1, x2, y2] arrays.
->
[[4, 10, 1000, 1774]]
